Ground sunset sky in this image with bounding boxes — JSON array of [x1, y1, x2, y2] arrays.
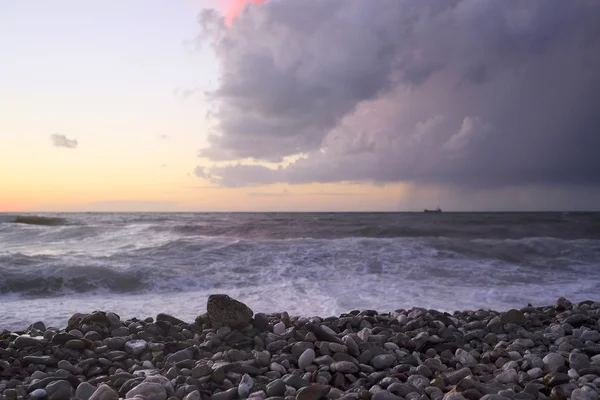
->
[[2, 0, 599, 212]]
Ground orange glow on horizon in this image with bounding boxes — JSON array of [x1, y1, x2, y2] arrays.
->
[[225, 0, 266, 26]]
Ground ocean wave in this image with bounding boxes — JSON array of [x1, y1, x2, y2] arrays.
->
[[1, 232, 599, 299]]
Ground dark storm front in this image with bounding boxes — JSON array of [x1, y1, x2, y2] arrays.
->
[[0, 212, 599, 316]]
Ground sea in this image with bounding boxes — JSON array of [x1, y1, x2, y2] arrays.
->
[[1, 212, 599, 331]]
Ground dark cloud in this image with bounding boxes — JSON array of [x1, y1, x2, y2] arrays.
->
[[195, 0, 600, 190], [50, 133, 78, 149]]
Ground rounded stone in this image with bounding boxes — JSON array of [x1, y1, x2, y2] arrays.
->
[[273, 322, 286, 336], [125, 339, 148, 356], [126, 382, 168, 400], [371, 354, 396, 370], [298, 348, 316, 370], [266, 379, 287, 397], [543, 353, 565, 372], [76, 382, 96, 400], [30, 389, 48, 400], [89, 384, 120, 400], [331, 361, 359, 374], [46, 380, 73, 400], [296, 385, 331, 400], [238, 374, 254, 398]]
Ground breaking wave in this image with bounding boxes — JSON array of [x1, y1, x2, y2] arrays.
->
[[1, 212, 599, 329]]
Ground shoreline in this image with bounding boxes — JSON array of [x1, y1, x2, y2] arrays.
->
[[0, 296, 599, 400]]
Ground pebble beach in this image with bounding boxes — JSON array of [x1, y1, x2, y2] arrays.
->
[[1, 295, 599, 400]]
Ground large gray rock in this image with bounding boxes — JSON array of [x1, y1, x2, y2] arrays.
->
[[206, 294, 254, 328], [500, 309, 525, 325]]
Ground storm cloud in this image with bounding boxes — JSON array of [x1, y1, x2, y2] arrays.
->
[[195, 0, 600, 189], [50, 133, 78, 149]]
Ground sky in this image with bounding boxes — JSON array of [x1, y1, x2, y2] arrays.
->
[[1, 0, 599, 212]]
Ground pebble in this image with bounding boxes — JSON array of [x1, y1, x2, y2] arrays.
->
[[296, 384, 331, 400], [543, 372, 571, 387], [273, 322, 287, 336], [266, 379, 287, 397], [270, 362, 288, 375], [124, 339, 148, 356], [29, 389, 48, 400], [298, 348, 316, 369], [126, 382, 168, 400], [371, 354, 396, 370], [14, 336, 45, 348], [455, 349, 477, 367], [332, 361, 359, 374], [238, 374, 254, 398], [46, 380, 73, 400], [76, 382, 96, 400], [3, 295, 600, 400], [183, 391, 202, 400], [89, 384, 120, 400], [570, 352, 591, 371], [496, 369, 519, 384], [580, 330, 600, 343], [543, 353, 565, 372], [372, 391, 404, 400], [282, 374, 310, 389], [212, 387, 238, 400], [527, 368, 544, 379]]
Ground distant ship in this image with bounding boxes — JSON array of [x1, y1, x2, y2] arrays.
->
[[424, 207, 442, 213]]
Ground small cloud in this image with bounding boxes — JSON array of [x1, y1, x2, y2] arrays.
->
[[248, 189, 291, 197], [158, 134, 169, 140], [173, 88, 200, 99], [50, 133, 78, 149], [160, 164, 168, 168]]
